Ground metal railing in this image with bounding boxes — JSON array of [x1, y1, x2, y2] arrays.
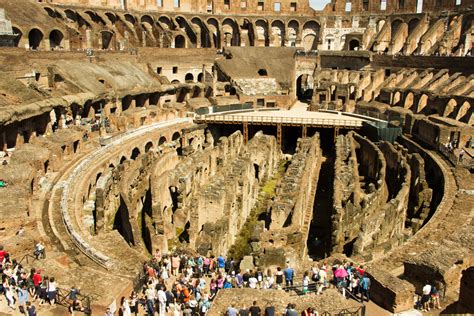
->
[[196, 114, 364, 128], [18, 253, 40, 265], [56, 287, 92, 315]]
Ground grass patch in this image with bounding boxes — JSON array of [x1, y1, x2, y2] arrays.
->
[[228, 160, 289, 260]]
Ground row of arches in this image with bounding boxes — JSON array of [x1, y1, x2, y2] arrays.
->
[[389, 90, 471, 122], [13, 27, 66, 50], [35, 5, 323, 50]]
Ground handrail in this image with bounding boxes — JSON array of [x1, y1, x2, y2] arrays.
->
[[18, 253, 40, 265], [56, 287, 92, 315], [196, 115, 364, 127]]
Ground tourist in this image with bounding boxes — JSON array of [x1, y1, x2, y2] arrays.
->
[[239, 304, 250, 316], [0, 245, 7, 262], [26, 301, 37, 316], [227, 303, 239, 316], [217, 255, 226, 273], [145, 283, 156, 315], [302, 271, 310, 294], [249, 300, 261, 316], [264, 304, 275, 316], [283, 265, 295, 288], [359, 275, 371, 302], [0, 178, 8, 188], [248, 272, 258, 289], [421, 283, 432, 311], [3, 276, 16, 310], [47, 276, 57, 306], [18, 284, 29, 313], [121, 296, 131, 316], [285, 303, 298, 316], [68, 286, 85, 313], [129, 291, 139, 315], [459, 148, 465, 163], [430, 284, 441, 310], [34, 241, 45, 259], [275, 267, 284, 289]]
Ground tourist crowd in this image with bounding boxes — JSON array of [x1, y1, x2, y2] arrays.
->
[[0, 243, 54, 315], [117, 250, 372, 316]]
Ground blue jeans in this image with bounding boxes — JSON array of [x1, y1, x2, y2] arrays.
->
[[146, 299, 154, 316]]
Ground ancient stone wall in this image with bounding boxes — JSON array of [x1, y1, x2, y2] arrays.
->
[[458, 266, 474, 313], [149, 130, 281, 256], [332, 136, 413, 261], [257, 134, 322, 266]]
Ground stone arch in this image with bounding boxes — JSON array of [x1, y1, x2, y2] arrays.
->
[[174, 35, 186, 48], [158, 15, 174, 29], [64, 9, 77, 23], [191, 17, 211, 48], [105, 12, 118, 24], [207, 18, 220, 48], [172, 132, 181, 141], [302, 20, 320, 51], [255, 19, 269, 47], [141, 15, 154, 25], [28, 28, 44, 50], [391, 19, 403, 40], [158, 136, 167, 146], [376, 19, 386, 33], [408, 18, 420, 35], [49, 29, 64, 50], [75, 12, 91, 29], [85, 10, 105, 25], [393, 91, 401, 106], [12, 26, 23, 47], [418, 94, 429, 113], [145, 141, 154, 153], [185, 73, 194, 82], [44, 7, 59, 19], [271, 20, 285, 47], [404, 92, 414, 109], [130, 147, 141, 160], [288, 20, 299, 47], [456, 101, 470, 122], [176, 16, 196, 47], [349, 39, 360, 50], [443, 98, 457, 117], [124, 13, 136, 25], [197, 72, 204, 82], [101, 31, 114, 49], [222, 18, 240, 47]]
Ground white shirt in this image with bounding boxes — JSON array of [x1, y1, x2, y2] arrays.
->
[[248, 277, 258, 289], [157, 289, 167, 303], [422, 284, 432, 295]]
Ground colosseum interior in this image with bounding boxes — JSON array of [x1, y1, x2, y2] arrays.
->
[[0, 0, 473, 314]]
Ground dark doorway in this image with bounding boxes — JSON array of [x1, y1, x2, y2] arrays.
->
[[296, 75, 313, 102], [141, 189, 153, 254], [307, 143, 335, 259], [113, 196, 135, 245], [28, 28, 43, 50]]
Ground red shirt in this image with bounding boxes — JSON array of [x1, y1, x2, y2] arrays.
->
[[356, 267, 365, 276], [33, 273, 42, 286], [0, 250, 7, 262]]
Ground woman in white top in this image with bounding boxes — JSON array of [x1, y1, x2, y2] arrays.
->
[[121, 296, 131, 316], [47, 277, 57, 306]]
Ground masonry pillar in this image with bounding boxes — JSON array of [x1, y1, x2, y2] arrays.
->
[[212, 66, 217, 97]]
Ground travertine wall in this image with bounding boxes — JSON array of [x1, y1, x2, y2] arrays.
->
[[332, 132, 410, 258], [150, 129, 281, 256], [257, 134, 322, 266], [458, 266, 474, 313]]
